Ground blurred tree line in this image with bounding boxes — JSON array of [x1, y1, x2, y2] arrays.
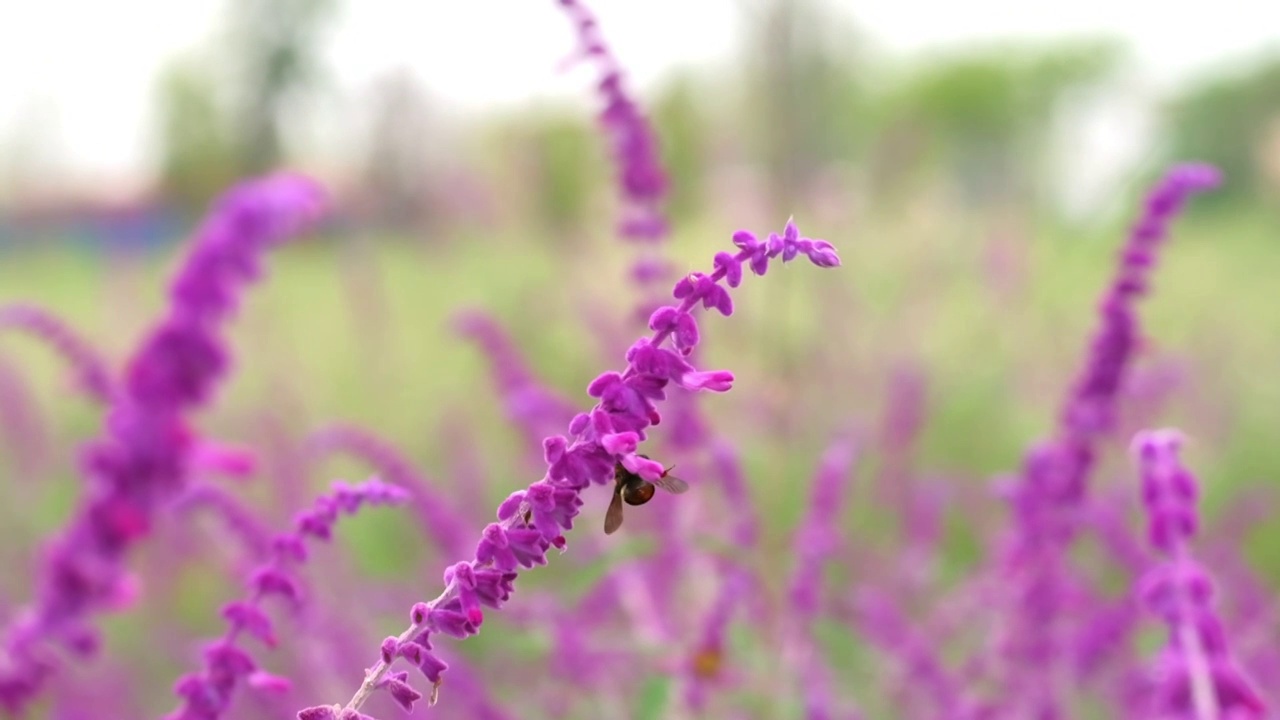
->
[[155, 0, 337, 213], [1165, 56, 1280, 208], [149, 0, 1280, 235]]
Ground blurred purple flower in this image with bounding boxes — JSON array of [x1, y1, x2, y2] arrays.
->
[[453, 309, 578, 457], [0, 354, 48, 478], [789, 439, 857, 617], [0, 172, 327, 715], [0, 303, 113, 403], [556, 0, 678, 335], [304, 424, 473, 560], [876, 363, 928, 524], [166, 478, 408, 720], [784, 437, 859, 720], [849, 588, 966, 717], [296, 220, 840, 717], [996, 163, 1221, 716], [708, 439, 759, 551], [1131, 430, 1266, 718], [555, 0, 668, 245], [172, 482, 275, 560]]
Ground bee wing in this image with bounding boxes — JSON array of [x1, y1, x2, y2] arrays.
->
[[653, 473, 689, 494], [604, 487, 625, 534]]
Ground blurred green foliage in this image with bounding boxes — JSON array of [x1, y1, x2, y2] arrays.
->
[[136, 0, 1280, 233], [652, 75, 711, 226], [225, 0, 339, 174], [151, 0, 339, 212], [878, 40, 1125, 209], [523, 110, 606, 240], [154, 57, 239, 212], [739, 0, 868, 216], [1166, 53, 1280, 206]]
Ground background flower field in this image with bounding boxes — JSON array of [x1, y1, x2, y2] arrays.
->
[[1, 1, 1280, 718]]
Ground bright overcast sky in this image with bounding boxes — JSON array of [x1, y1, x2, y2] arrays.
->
[[0, 0, 1277, 182]]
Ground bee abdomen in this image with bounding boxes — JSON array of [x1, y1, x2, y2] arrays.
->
[[622, 481, 656, 506]]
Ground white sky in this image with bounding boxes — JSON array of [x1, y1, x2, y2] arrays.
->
[[0, 0, 1277, 184]]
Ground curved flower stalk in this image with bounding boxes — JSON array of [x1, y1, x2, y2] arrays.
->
[[295, 220, 840, 718], [554, 0, 668, 245], [848, 588, 966, 718], [0, 303, 113, 403], [555, 0, 679, 338], [1131, 430, 1266, 718], [783, 438, 859, 720], [0, 355, 48, 477], [996, 163, 1221, 715], [707, 439, 760, 551], [0, 173, 327, 715], [876, 364, 927, 531], [788, 438, 857, 629], [453, 310, 578, 458], [435, 409, 495, 520], [165, 478, 408, 720], [303, 424, 473, 560], [556, 0, 724, 647], [456, 309, 678, 641], [172, 482, 276, 560]]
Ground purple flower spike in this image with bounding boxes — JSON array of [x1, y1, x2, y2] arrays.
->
[[0, 303, 114, 403], [996, 163, 1220, 716], [304, 424, 473, 559], [427, 606, 478, 639], [172, 482, 274, 559], [848, 588, 964, 716], [0, 172, 326, 715], [164, 478, 408, 720], [454, 310, 577, 457], [789, 439, 858, 617], [555, 0, 668, 245], [300, 220, 840, 716], [1131, 430, 1266, 718], [1065, 164, 1220, 442]]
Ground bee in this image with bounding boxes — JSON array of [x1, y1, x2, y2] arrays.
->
[[604, 453, 689, 534]]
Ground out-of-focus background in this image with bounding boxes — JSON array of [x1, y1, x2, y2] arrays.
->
[[2, 0, 1280, 717]]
